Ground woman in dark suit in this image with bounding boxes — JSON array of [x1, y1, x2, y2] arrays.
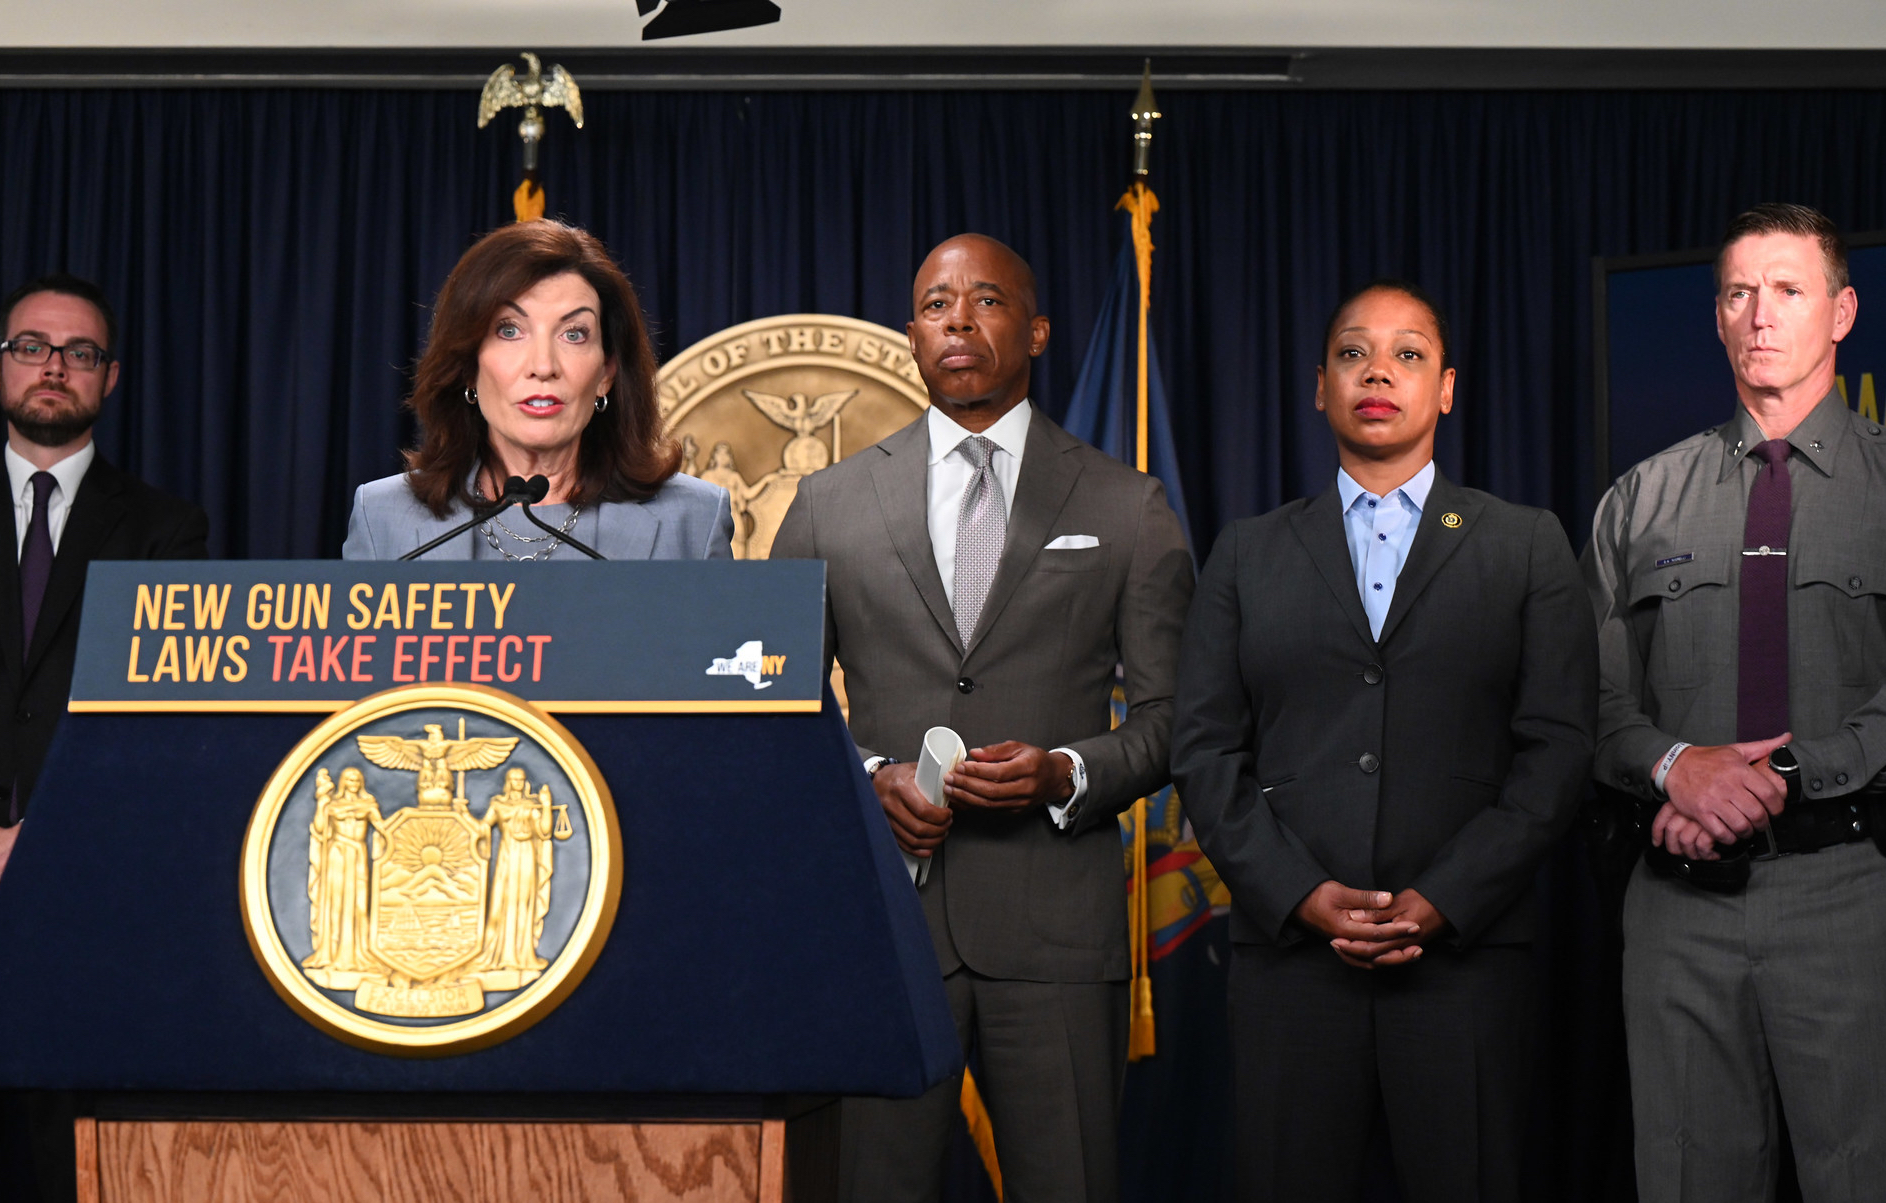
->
[[344, 220, 732, 561], [1171, 281, 1596, 1203]]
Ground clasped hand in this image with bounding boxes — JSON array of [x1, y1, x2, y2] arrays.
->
[[1293, 881, 1447, 969], [873, 742, 1073, 857], [1653, 733, 1791, 861]]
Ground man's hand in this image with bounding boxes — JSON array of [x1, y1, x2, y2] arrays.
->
[[1650, 802, 1720, 861], [1293, 882, 1444, 969], [1662, 733, 1792, 845], [0, 824, 17, 881], [873, 762, 952, 857], [943, 742, 1073, 812]]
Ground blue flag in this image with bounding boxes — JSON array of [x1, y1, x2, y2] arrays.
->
[[1061, 230, 1193, 550], [1066, 204, 1232, 1202]]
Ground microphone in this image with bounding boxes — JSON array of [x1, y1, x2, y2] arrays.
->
[[516, 475, 606, 560], [398, 475, 537, 561]]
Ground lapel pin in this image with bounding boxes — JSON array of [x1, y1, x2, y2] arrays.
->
[[1442, 512, 1462, 529]]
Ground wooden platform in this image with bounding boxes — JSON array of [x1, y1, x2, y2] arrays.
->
[[76, 1117, 789, 1203]]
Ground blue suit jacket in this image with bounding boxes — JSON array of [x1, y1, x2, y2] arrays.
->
[[341, 471, 734, 561]]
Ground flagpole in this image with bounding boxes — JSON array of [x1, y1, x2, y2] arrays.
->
[[1120, 58, 1161, 1064]]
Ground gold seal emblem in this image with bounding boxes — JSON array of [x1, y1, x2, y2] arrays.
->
[[660, 314, 930, 560], [1442, 512, 1462, 528], [240, 683, 621, 1055]]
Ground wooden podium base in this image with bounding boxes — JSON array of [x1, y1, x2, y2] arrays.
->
[[75, 1098, 837, 1203]]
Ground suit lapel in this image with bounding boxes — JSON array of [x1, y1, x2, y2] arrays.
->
[[966, 411, 1082, 655], [1288, 484, 1376, 651], [590, 503, 657, 560], [869, 419, 962, 656], [29, 455, 129, 671], [1375, 472, 1480, 647]]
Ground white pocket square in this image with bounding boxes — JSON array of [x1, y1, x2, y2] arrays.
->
[[1044, 534, 1100, 550]]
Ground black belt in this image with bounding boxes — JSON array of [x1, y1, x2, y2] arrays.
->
[[1643, 792, 1884, 893], [1741, 796, 1872, 859]]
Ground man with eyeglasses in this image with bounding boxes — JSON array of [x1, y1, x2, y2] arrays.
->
[[0, 273, 204, 1202]]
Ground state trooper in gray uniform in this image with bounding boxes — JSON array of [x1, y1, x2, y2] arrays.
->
[[1584, 203, 1886, 1203]]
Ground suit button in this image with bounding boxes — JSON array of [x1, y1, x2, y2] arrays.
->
[[1837, 772, 1850, 786], [1358, 753, 1380, 774], [1363, 664, 1383, 685], [1668, 579, 1681, 592], [956, 677, 975, 694], [1851, 576, 1864, 590], [1811, 778, 1823, 792]]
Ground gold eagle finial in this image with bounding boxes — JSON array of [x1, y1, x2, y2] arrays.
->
[[479, 52, 584, 131]]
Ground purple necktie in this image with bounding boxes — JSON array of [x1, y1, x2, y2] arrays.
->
[[1737, 440, 1791, 742], [20, 470, 56, 650]]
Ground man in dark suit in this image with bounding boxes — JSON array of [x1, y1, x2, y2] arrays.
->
[[772, 234, 1193, 1203], [1171, 280, 1596, 1202], [0, 273, 207, 1202]]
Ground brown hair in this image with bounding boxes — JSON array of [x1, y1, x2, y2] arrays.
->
[[1715, 203, 1850, 296], [403, 221, 679, 516]]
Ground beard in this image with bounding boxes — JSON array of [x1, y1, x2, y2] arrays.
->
[[3, 385, 101, 447]]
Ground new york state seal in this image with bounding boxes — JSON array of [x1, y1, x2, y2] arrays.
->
[[240, 683, 621, 1055]]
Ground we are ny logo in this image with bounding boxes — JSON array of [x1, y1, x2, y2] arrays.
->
[[705, 640, 788, 690]]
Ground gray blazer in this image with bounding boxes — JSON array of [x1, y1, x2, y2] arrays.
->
[[342, 471, 734, 561], [772, 409, 1195, 983]]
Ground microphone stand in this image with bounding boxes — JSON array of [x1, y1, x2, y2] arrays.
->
[[398, 476, 535, 561], [516, 475, 606, 560]]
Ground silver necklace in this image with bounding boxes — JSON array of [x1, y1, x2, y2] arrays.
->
[[481, 505, 582, 562]]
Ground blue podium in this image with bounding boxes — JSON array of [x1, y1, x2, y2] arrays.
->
[[0, 562, 956, 1203]]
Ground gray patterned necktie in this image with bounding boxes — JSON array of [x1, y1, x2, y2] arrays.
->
[[952, 435, 1007, 645]]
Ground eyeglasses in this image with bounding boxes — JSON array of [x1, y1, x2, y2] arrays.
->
[[0, 338, 112, 372]]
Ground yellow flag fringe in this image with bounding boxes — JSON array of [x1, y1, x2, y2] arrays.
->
[[1117, 180, 1161, 1062], [959, 1069, 1004, 1200]]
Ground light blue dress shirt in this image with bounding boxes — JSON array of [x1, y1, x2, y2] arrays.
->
[[1336, 461, 1435, 641]]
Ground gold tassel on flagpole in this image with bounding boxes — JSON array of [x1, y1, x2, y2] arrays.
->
[[1115, 85, 1161, 1056], [960, 1069, 1005, 1200], [1128, 795, 1156, 1059], [513, 179, 546, 223], [1116, 180, 1159, 479]]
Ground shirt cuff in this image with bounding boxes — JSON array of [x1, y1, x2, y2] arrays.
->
[[1045, 747, 1088, 830], [1794, 726, 1868, 800]]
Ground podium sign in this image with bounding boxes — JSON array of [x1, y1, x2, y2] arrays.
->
[[0, 559, 954, 1203], [67, 560, 826, 713]]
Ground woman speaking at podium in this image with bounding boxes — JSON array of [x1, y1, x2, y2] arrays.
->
[[343, 221, 733, 561]]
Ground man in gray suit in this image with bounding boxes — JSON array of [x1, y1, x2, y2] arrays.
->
[[772, 234, 1193, 1203], [1585, 203, 1886, 1202]]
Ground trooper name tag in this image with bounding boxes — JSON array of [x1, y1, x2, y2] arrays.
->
[[240, 682, 622, 1055]]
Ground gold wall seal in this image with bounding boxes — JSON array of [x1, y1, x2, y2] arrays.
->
[[659, 314, 930, 560], [240, 683, 621, 1056]]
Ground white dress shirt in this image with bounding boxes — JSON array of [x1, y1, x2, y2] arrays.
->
[[926, 399, 1031, 608], [912, 400, 1088, 824], [7, 440, 95, 556]]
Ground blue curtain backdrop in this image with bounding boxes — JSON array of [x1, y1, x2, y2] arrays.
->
[[3, 86, 1885, 1202], [3, 88, 1883, 561]]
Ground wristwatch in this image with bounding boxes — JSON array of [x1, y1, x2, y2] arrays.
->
[[863, 755, 898, 778], [1768, 744, 1798, 775]]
